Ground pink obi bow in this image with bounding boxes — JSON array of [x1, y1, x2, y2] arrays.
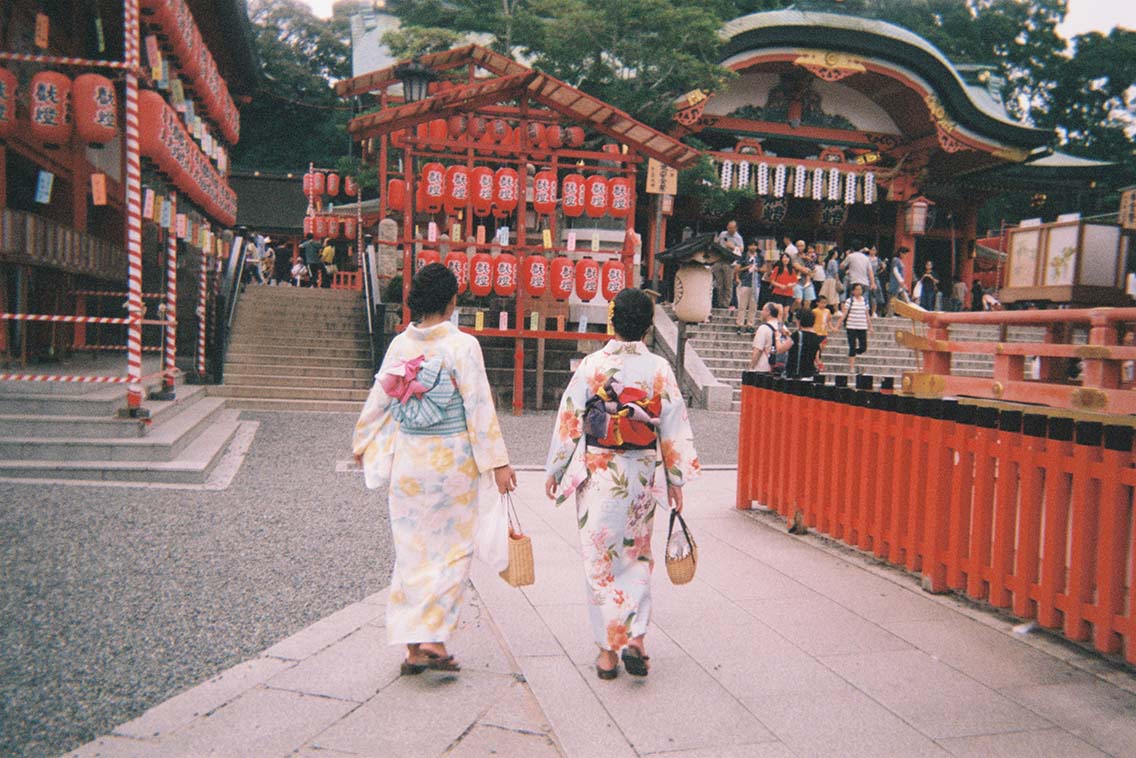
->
[[380, 355, 427, 403]]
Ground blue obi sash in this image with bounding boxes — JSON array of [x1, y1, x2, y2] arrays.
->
[[385, 356, 467, 436]]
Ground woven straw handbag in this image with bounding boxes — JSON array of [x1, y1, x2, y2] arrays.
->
[[498, 493, 535, 587], [665, 509, 698, 585]]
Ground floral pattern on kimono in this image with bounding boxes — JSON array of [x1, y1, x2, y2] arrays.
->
[[353, 321, 509, 644], [545, 340, 700, 651]]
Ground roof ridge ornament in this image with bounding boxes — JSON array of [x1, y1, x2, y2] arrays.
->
[[793, 50, 866, 82]]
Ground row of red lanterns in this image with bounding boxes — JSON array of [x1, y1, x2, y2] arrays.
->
[[302, 171, 358, 198], [392, 118, 586, 155], [0, 69, 117, 147], [302, 215, 358, 239], [386, 168, 632, 219], [416, 252, 625, 302]]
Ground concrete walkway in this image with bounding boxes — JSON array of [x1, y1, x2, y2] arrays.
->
[[71, 471, 1136, 757]]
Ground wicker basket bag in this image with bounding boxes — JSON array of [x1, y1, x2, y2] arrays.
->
[[498, 493, 535, 587], [665, 509, 698, 585]]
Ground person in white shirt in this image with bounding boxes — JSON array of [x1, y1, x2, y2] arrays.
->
[[750, 302, 793, 374], [841, 246, 875, 292], [713, 220, 743, 310], [245, 234, 265, 284], [840, 282, 872, 374]]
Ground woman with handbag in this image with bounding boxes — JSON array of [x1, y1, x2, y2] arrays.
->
[[353, 263, 516, 675], [545, 289, 701, 680]]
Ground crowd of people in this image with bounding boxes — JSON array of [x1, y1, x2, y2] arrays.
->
[[240, 231, 343, 289]]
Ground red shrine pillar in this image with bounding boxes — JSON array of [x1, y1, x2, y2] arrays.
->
[[957, 201, 979, 307]]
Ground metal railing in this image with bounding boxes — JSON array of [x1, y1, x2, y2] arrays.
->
[[211, 230, 247, 383]]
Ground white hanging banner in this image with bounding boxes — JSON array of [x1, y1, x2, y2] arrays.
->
[[864, 172, 877, 204], [757, 163, 770, 196], [773, 164, 787, 198], [720, 159, 734, 190], [737, 161, 750, 190], [827, 167, 842, 201], [845, 172, 858, 205], [793, 165, 807, 196], [812, 167, 825, 201]]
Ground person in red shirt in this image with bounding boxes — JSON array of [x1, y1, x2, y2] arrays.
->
[[768, 252, 798, 312]]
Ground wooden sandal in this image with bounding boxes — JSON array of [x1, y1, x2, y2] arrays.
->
[[621, 646, 650, 677], [421, 649, 461, 672], [595, 653, 618, 680]]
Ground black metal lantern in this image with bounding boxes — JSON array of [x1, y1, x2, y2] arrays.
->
[[394, 59, 437, 103]]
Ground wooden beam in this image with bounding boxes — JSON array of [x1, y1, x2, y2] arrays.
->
[[698, 115, 899, 149]]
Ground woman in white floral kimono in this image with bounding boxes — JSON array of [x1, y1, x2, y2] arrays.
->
[[545, 288, 700, 679], [354, 263, 516, 675]]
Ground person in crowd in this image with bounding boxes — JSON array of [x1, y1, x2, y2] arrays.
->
[[783, 234, 799, 260], [713, 220, 743, 310], [810, 246, 827, 303], [301, 233, 326, 287], [888, 248, 909, 314], [545, 289, 700, 680], [768, 252, 798, 315], [785, 308, 824, 379], [841, 282, 872, 374], [819, 248, 842, 304], [841, 244, 876, 297], [971, 280, 985, 312], [320, 237, 337, 287], [791, 241, 816, 315], [917, 261, 939, 310], [868, 246, 885, 316], [352, 263, 516, 676], [750, 302, 794, 374], [734, 241, 761, 333], [811, 293, 833, 369], [244, 233, 265, 285], [290, 260, 310, 287], [982, 288, 1004, 311], [262, 238, 276, 286], [951, 277, 969, 312]]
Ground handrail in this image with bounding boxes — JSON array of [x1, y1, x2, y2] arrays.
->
[[213, 230, 247, 382], [361, 240, 377, 370], [892, 298, 1136, 328]]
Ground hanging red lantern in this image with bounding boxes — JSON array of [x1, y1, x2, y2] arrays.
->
[[303, 172, 314, 194], [416, 249, 440, 273], [561, 173, 586, 218], [387, 178, 407, 213], [544, 125, 564, 149], [428, 118, 448, 145], [29, 70, 72, 147], [586, 175, 608, 218], [470, 166, 495, 216], [493, 167, 519, 216], [575, 258, 600, 301], [303, 216, 314, 236], [314, 215, 328, 238], [312, 171, 326, 195], [533, 171, 557, 216], [447, 114, 467, 139], [445, 251, 469, 294], [475, 128, 496, 155], [469, 252, 494, 296], [601, 259, 627, 301], [72, 73, 116, 146], [344, 176, 358, 197], [490, 119, 510, 143], [326, 172, 340, 196], [415, 122, 429, 143], [0, 68, 17, 138], [327, 217, 340, 238], [550, 256, 574, 300], [493, 252, 518, 297], [421, 162, 446, 213], [344, 217, 357, 239], [467, 116, 487, 140], [522, 255, 549, 297], [608, 177, 632, 218], [565, 126, 585, 147], [444, 165, 470, 216], [391, 129, 407, 148]]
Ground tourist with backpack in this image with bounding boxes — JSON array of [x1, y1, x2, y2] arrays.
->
[[750, 302, 794, 375]]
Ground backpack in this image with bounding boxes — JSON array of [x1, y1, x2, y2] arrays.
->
[[759, 322, 787, 375]]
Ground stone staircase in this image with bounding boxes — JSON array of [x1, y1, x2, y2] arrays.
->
[[210, 287, 374, 412], [678, 308, 1048, 411], [0, 374, 241, 484]]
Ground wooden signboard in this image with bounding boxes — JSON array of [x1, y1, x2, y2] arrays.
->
[[1120, 187, 1136, 231], [646, 158, 678, 195]]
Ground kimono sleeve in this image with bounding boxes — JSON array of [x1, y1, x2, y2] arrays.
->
[[544, 356, 591, 482], [455, 335, 510, 473], [352, 348, 397, 489], [656, 359, 700, 486]]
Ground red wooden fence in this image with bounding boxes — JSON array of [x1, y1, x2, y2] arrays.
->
[[737, 373, 1136, 664]]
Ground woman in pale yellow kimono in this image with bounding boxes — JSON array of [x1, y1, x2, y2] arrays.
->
[[354, 263, 515, 674], [545, 288, 700, 680]]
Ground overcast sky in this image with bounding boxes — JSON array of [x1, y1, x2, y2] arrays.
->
[[298, 0, 1134, 38]]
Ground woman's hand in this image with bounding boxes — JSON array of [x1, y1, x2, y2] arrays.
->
[[668, 483, 684, 513], [494, 465, 517, 494], [353, 453, 363, 468], [545, 476, 558, 500]]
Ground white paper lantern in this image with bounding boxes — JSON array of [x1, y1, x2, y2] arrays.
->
[[720, 159, 734, 190], [737, 161, 750, 190], [793, 165, 807, 196], [864, 172, 876, 204], [673, 263, 713, 323], [845, 172, 858, 205], [812, 168, 825, 201], [827, 167, 842, 201], [757, 163, 769, 195], [773, 164, 787, 198]]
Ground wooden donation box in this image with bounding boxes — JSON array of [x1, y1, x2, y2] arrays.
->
[[1001, 218, 1132, 306]]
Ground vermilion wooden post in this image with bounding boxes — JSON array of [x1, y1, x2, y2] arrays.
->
[[770, 378, 790, 516], [854, 389, 877, 552], [1093, 425, 1134, 655], [1011, 414, 1049, 617], [919, 399, 957, 589], [903, 399, 936, 571], [785, 381, 807, 522], [965, 407, 1000, 600], [988, 411, 1024, 607], [736, 373, 758, 509], [885, 397, 916, 560], [798, 381, 821, 527], [815, 383, 837, 533], [946, 404, 978, 591], [757, 375, 777, 508], [1063, 421, 1105, 642], [874, 393, 900, 557], [1037, 417, 1074, 629], [836, 386, 856, 542]]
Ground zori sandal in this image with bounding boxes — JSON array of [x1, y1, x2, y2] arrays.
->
[[596, 654, 618, 680], [621, 646, 650, 677]]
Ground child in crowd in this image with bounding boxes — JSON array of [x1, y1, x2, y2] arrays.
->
[[810, 295, 833, 372], [840, 282, 872, 374]]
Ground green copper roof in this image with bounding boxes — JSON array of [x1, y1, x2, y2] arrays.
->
[[720, 10, 1052, 149]]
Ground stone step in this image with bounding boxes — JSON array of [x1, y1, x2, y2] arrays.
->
[[230, 327, 372, 342], [223, 398, 365, 413], [0, 396, 227, 462], [224, 352, 370, 369], [223, 372, 373, 390], [225, 343, 371, 360], [0, 384, 206, 438], [234, 317, 366, 331], [241, 288, 362, 300], [223, 361, 375, 379], [227, 335, 371, 349], [235, 306, 368, 320], [210, 384, 371, 402]]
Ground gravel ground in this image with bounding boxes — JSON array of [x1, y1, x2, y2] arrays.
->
[[0, 406, 738, 756]]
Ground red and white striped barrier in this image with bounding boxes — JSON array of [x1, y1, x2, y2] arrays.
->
[[74, 344, 163, 353], [163, 202, 178, 388], [71, 290, 164, 300], [0, 313, 173, 326], [0, 51, 132, 69], [196, 230, 209, 376], [123, 0, 145, 409], [0, 370, 167, 384]]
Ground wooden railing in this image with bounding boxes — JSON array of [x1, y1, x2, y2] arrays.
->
[[0, 208, 125, 281], [892, 299, 1136, 414], [737, 375, 1136, 665]]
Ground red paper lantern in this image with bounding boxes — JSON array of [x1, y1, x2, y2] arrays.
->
[[0, 68, 17, 138], [575, 258, 600, 301], [421, 162, 446, 213], [550, 256, 574, 300], [522, 255, 549, 297], [303, 172, 314, 194], [490, 119, 510, 143], [601, 259, 627, 301], [467, 117, 487, 140], [525, 121, 546, 151], [327, 217, 340, 238], [428, 118, 448, 145], [470, 166, 495, 216], [312, 171, 326, 195], [447, 114, 467, 139], [72, 73, 116, 146], [415, 122, 429, 143], [314, 216, 328, 238], [544, 125, 564, 149], [469, 252, 493, 296], [565, 126, 585, 147], [326, 172, 340, 196], [493, 252, 518, 297], [585, 175, 608, 218], [561, 173, 586, 218], [533, 171, 557, 216], [608, 177, 632, 218], [387, 178, 407, 213], [30, 71, 71, 147], [344, 217, 357, 238], [475, 128, 496, 155], [391, 129, 407, 148], [344, 176, 358, 197], [445, 251, 469, 294], [416, 248, 440, 273], [493, 167, 519, 216], [303, 216, 314, 236], [444, 165, 470, 216]]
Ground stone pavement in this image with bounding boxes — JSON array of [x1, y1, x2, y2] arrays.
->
[[71, 470, 1136, 757]]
